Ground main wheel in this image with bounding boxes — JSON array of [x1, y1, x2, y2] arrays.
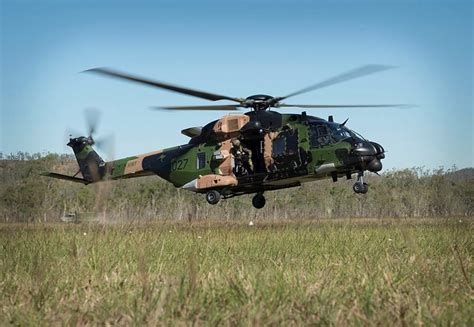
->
[[252, 193, 266, 209], [206, 190, 221, 205], [360, 182, 369, 194], [353, 182, 369, 194]]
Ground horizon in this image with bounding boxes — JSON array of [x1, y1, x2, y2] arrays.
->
[[1, 0, 473, 170]]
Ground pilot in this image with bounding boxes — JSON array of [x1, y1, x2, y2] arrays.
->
[[231, 138, 253, 175]]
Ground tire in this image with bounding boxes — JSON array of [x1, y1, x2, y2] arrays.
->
[[353, 183, 362, 193], [353, 182, 369, 194], [206, 190, 221, 205], [360, 183, 369, 194], [252, 193, 266, 209]]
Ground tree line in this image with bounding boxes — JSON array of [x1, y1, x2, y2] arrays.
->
[[0, 152, 472, 222]]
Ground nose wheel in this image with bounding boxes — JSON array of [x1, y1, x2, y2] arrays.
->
[[353, 172, 369, 194], [252, 193, 266, 209]]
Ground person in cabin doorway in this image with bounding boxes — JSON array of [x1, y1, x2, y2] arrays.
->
[[231, 138, 254, 176]]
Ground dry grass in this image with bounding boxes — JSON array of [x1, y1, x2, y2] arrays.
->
[[0, 218, 472, 325]]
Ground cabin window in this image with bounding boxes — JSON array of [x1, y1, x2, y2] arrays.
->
[[272, 137, 286, 156], [284, 129, 298, 155], [197, 152, 206, 169], [272, 129, 299, 156]]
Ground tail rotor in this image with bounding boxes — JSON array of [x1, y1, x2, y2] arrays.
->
[[66, 108, 115, 160]]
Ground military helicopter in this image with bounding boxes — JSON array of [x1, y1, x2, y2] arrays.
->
[[43, 65, 404, 209]]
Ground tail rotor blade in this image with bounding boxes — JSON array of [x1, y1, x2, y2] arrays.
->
[[95, 133, 115, 160], [84, 107, 101, 136]]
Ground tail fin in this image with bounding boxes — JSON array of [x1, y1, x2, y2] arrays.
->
[[67, 136, 105, 182]]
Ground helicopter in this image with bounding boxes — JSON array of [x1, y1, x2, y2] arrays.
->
[[43, 64, 404, 209]]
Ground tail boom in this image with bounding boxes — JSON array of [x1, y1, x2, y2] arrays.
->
[[43, 136, 192, 185]]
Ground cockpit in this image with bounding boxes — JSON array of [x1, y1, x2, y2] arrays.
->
[[308, 122, 365, 148]]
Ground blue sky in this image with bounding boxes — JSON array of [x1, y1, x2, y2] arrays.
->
[[1, 0, 472, 169]]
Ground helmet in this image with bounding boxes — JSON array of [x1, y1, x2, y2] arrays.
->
[[232, 139, 241, 147]]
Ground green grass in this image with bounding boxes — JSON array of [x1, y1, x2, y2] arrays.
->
[[0, 218, 472, 325]]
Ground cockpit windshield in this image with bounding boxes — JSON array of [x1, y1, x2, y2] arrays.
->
[[328, 124, 353, 142], [309, 122, 365, 148], [328, 123, 365, 142]]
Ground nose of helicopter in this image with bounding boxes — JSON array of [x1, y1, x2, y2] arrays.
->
[[351, 141, 385, 172], [352, 141, 377, 156]]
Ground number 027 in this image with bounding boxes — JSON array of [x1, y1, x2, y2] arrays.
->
[[172, 159, 188, 171]]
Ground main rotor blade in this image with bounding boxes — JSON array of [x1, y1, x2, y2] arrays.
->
[[277, 64, 396, 101], [276, 104, 410, 109], [85, 68, 243, 103], [152, 105, 243, 111]]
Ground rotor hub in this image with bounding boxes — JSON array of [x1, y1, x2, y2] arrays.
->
[[244, 94, 274, 111]]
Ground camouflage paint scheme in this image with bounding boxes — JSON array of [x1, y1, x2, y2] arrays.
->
[[45, 111, 385, 199]]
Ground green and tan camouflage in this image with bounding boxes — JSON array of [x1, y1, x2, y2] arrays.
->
[[43, 111, 385, 208]]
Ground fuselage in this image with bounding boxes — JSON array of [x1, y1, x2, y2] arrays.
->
[[97, 111, 384, 198]]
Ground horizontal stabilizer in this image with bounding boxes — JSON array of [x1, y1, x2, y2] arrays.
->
[[181, 126, 202, 138], [41, 172, 90, 185]]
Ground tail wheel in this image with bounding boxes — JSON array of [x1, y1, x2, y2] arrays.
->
[[252, 193, 266, 209], [206, 190, 221, 205]]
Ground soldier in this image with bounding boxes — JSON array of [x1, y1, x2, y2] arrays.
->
[[231, 138, 253, 175]]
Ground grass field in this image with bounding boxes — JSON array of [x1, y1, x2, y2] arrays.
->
[[0, 218, 472, 325]]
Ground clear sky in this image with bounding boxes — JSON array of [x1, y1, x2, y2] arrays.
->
[[1, 0, 472, 169]]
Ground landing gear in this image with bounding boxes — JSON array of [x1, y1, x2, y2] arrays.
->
[[353, 182, 368, 194], [353, 172, 369, 194], [252, 193, 266, 209], [206, 190, 221, 205]]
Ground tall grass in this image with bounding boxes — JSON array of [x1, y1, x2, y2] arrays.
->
[[0, 218, 472, 325]]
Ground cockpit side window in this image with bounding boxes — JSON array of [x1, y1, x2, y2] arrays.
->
[[328, 124, 353, 142], [309, 124, 331, 148], [317, 125, 329, 136]]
